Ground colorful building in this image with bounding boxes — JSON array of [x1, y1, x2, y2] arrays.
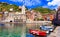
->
[[26, 10, 42, 21], [42, 14, 54, 21]]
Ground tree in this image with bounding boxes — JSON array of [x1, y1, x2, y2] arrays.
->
[[32, 7, 53, 14], [0, 2, 21, 12]]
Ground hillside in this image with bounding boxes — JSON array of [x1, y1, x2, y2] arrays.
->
[[32, 7, 53, 14], [0, 2, 55, 14], [0, 2, 20, 12]]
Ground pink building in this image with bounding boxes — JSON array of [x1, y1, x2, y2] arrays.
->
[[26, 10, 42, 21]]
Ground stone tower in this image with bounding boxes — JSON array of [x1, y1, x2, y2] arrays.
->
[[22, 5, 26, 14]]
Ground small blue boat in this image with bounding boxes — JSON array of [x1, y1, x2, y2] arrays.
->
[[0, 23, 4, 26]]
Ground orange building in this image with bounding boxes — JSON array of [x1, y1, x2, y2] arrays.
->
[[26, 10, 42, 21], [26, 10, 35, 21], [49, 14, 54, 21], [42, 14, 54, 21]]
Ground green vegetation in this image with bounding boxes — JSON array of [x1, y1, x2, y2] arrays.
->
[[0, 2, 21, 12], [0, 2, 55, 14], [32, 7, 53, 14], [32, 7, 55, 21]]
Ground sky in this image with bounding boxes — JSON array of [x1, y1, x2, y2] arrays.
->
[[0, 0, 60, 10]]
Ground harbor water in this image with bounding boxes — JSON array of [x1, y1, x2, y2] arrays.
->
[[0, 23, 39, 37]]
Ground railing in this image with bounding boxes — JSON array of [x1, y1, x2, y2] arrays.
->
[[1, 20, 51, 23]]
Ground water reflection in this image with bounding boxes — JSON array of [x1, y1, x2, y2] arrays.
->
[[0, 23, 26, 37], [0, 23, 42, 37]]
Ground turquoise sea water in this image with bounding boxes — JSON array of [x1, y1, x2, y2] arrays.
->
[[0, 23, 34, 37]]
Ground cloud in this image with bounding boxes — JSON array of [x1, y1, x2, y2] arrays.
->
[[10, 0, 41, 6], [42, 6, 48, 8], [0, 0, 56, 9], [10, 0, 23, 2], [48, 0, 60, 6], [47, 0, 51, 1]]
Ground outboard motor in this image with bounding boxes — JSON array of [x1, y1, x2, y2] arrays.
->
[[52, 6, 60, 26]]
